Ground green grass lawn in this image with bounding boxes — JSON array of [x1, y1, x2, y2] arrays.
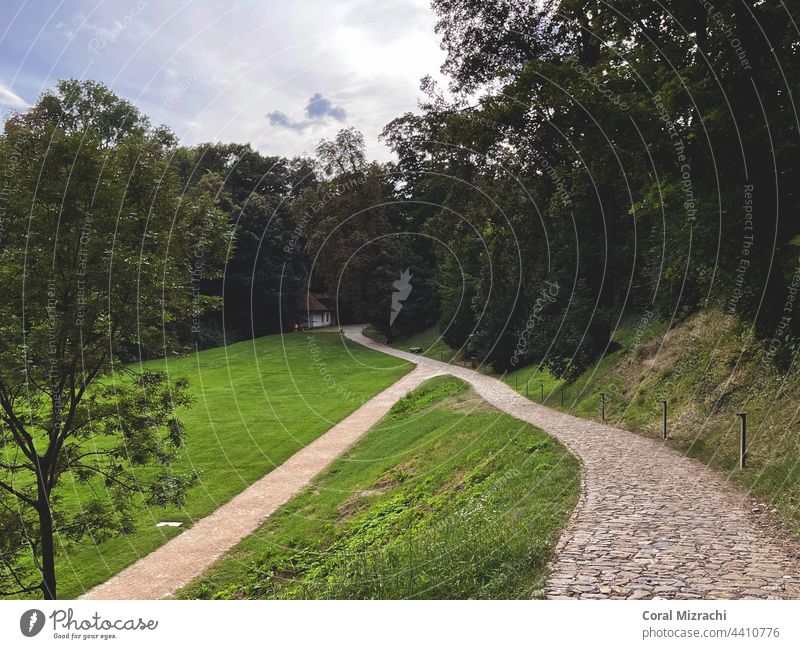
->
[[43, 332, 412, 599], [178, 376, 580, 599]]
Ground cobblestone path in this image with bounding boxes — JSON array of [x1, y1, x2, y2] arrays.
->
[[344, 326, 800, 600]]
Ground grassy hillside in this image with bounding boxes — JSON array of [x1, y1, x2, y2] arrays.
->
[[363, 324, 457, 361], [502, 310, 800, 534], [178, 376, 580, 599], [45, 332, 412, 599], [377, 314, 800, 535]]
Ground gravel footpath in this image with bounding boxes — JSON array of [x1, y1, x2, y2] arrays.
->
[[81, 364, 442, 600]]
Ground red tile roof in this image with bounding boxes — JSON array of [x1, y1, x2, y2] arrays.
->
[[306, 292, 335, 312]]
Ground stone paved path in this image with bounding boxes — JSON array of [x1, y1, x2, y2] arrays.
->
[[343, 326, 800, 600], [81, 364, 442, 600]]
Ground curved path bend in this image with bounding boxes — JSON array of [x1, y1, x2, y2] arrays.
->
[[343, 326, 800, 600]]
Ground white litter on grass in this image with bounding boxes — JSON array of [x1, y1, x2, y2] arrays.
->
[[156, 521, 182, 527]]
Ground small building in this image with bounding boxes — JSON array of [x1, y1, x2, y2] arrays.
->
[[287, 292, 337, 329]]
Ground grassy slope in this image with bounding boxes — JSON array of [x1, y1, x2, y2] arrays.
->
[[50, 332, 412, 599], [178, 376, 580, 600], [374, 314, 800, 535], [502, 310, 800, 533], [364, 325, 459, 362]]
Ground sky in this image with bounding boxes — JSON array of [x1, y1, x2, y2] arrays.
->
[[0, 0, 446, 160]]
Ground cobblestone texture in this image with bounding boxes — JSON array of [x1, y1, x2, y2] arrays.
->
[[344, 327, 800, 600]]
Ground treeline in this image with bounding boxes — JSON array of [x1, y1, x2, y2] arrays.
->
[[9, 0, 800, 377], [376, 0, 800, 375], [175, 127, 436, 347]]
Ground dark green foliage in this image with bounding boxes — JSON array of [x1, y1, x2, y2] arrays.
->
[[0, 80, 228, 598], [175, 143, 317, 342], [380, 0, 800, 375]]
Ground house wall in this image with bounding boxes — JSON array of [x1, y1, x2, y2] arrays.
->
[[308, 311, 335, 328]]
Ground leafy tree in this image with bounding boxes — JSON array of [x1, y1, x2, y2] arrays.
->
[[293, 130, 398, 334], [175, 143, 317, 341], [0, 80, 228, 598], [383, 0, 800, 373]]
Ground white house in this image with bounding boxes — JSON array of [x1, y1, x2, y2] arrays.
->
[[288, 292, 337, 329]]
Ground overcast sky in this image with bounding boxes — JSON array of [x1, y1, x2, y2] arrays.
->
[[0, 0, 446, 160]]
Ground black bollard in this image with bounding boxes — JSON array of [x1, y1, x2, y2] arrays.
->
[[737, 412, 747, 469], [661, 400, 668, 440]]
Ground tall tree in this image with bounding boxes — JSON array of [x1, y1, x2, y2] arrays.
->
[[175, 143, 316, 341], [0, 80, 228, 598], [293, 129, 398, 333]]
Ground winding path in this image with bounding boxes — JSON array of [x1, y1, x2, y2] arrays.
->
[[81, 364, 443, 600], [343, 326, 800, 600], [83, 327, 800, 600]]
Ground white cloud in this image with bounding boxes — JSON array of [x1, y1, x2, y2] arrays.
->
[[1, 0, 446, 160], [0, 82, 29, 109]]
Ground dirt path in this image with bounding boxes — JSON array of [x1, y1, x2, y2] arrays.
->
[[81, 364, 442, 600], [343, 326, 800, 600]]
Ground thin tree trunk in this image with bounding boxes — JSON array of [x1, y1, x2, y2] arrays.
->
[[37, 486, 57, 600]]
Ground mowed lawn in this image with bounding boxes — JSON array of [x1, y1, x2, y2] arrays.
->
[[50, 332, 412, 599], [179, 376, 580, 600]]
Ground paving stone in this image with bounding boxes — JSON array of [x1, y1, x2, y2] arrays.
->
[[344, 329, 800, 601]]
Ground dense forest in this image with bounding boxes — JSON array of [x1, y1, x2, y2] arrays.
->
[[380, 0, 800, 375], [180, 0, 800, 379]]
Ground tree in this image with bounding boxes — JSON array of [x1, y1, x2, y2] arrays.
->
[[315, 127, 367, 176], [383, 0, 800, 373], [293, 130, 398, 333], [175, 143, 317, 342], [0, 80, 228, 598]]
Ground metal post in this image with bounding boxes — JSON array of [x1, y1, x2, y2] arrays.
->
[[540, 383, 544, 403], [737, 412, 747, 469], [525, 381, 529, 397], [600, 393, 605, 421], [515, 376, 518, 390], [661, 400, 668, 440]]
